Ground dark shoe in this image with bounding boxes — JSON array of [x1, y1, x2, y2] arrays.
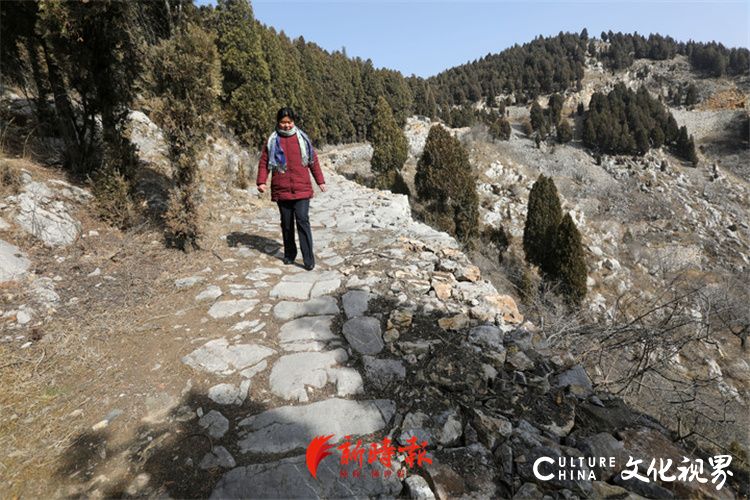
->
[[304, 263, 315, 271], [283, 257, 295, 265]]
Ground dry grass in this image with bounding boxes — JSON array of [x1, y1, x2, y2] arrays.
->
[[699, 87, 748, 111]]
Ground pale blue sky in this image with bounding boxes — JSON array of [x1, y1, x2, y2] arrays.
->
[[196, 0, 750, 78]]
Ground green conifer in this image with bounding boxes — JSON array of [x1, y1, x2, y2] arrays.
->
[[553, 213, 588, 305], [415, 125, 479, 247], [523, 174, 563, 274], [557, 120, 573, 143], [370, 96, 408, 190]]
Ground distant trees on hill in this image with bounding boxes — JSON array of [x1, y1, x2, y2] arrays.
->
[[416, 31, 749, 116], [583, 83, 698, 165], [599, 31, 749, 77], [425, 32, 587, 107]]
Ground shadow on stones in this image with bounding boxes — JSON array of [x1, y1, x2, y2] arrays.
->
[[226, 232, 281, 258], [53, 389, 273, 498], [131, 165, 173, 228]]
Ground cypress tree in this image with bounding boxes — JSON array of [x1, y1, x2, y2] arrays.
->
[[676, 125, 698, 165], [530, 100, 546, 132], [370, 96, 408, 190], [548, 93, 564, 126], [523, 174, 563, 274], [553, 213, 587, 305], [415, 125, 479, 247], [489, 116, 511, 141], [685, 83, 698, 106], [557, 119, 573, 143], [214, 0, 272, 146], [149, 22, 221, 250]]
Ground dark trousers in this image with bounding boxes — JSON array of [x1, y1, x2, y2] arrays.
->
[[277, 198, 314, 266]]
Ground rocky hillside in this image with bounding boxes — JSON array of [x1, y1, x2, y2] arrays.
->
[[324, 54, 750, 494], [1, 93, 748, 499]]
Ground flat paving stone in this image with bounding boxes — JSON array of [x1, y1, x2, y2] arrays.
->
[[239, 360, 267, 379], [269, 281, 312, 300], [273, 296, 339, 321], [254, 267, 282, 275], [182, 338, 275, 375], [269, 349, 348, 402], [310, 278, 341, 297], [282, 270, 342, 284], [210, 448, 402, 498], [196, 285, 222, 302], [237, 398, 396, 455], [208, 299, 259, 319], [278, 315, 337, 347], [208, 380, 251, 405], [342, 316, 384, 355], [329, 367, 364, 397]]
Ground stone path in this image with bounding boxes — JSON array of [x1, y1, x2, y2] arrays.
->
[[169, 172, 460, 497], [168, 170, 521, 497]]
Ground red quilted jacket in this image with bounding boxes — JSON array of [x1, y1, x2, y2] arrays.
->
[[256, 134, 326, 202]]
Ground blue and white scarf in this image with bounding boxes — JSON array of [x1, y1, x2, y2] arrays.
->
[[266, 126, 315, 174]]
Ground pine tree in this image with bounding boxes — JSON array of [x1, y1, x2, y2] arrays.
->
[[370, 96, 408, 190], [553, 213, 587, 305], [415, 125, 479, 247], [523, 174, 563, 275]]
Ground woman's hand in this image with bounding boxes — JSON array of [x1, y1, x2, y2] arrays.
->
[[319, 184, 328, 192], [258, 183, 267, 193]]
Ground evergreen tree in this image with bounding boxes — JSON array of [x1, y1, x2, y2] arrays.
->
[[523, 174, 563, 275], [548, 93, 564, 126], [553, 213, 587, 305], [34, 0, 145, 175], [370, 96, 408, 190], [415, 125, 479, 247], [214, 0, 272, 147], [685, 83, 698, 106], [530, 100, 546, 131], [148, 22, 221, 250], [676, 126, 699, 166], [557, 119, 573, 143], [489, 116, 512, 141]]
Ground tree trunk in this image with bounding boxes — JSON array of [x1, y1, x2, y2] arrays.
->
[[41, 38, 82, 168], [25, 37, 53, 127]]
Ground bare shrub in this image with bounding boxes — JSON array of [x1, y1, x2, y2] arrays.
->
[[88, 164, 136, 229], [234, 161, 249, 190], [538, 269, 749, 464], [0, 161, 23, 195]]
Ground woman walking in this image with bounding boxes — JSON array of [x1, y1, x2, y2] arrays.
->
[[257, 107, 327, 270]]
